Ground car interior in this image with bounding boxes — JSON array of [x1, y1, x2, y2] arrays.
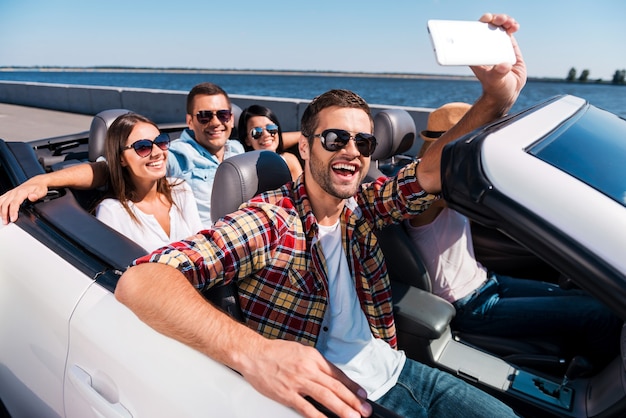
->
[[2, 104, 623, 418], [200, 107, 625, 417]]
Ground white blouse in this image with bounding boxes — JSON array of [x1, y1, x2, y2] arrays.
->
[[95, 179, 203, 252]]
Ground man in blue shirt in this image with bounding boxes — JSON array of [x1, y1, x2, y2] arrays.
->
[[168, 83, 244, 225]]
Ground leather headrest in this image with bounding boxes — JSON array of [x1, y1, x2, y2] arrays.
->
[[88, 109, 131, 162], [210, 150, 291, 223], [230, 102, 243, 139], [371, 109, 416, 161]]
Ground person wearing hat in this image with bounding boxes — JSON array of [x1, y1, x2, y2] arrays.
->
[[418, 102, 472, 157], [405, 103, 621, 370]]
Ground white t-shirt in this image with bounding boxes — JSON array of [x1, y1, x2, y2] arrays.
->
[[404, 207, 487, 303], [315, 221, 405, 401], [95, 179, 203, 252]]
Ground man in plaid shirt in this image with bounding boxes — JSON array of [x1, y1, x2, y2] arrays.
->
[[116, 13, 526, 417]]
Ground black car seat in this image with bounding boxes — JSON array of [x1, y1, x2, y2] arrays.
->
[[229, 103, 243, 139], [367, 119, 568, 375], [210, 150, 290, 220], [366, 109, 417, 182], [63, 109, 132, 211], [88, 108, 132, 162], [367, 109, 433, 292], [205, 150, 291, 320]]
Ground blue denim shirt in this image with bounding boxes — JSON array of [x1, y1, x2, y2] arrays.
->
[[167, 129, 244, 227]]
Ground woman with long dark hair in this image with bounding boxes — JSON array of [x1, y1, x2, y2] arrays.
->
[[96, 112, 202, 251], [237, 104, 302, 180]]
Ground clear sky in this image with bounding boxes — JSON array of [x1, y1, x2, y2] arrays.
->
[[1, 0, 624, 81]]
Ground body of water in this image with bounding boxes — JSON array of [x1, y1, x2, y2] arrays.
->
[[1, 70, 624, 118]]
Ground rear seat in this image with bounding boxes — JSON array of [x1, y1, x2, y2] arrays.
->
[[55, 109, 132, 211], [366, 109, 417, 182]]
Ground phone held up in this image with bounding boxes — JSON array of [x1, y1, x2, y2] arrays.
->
[[427, 19, 516, 66]]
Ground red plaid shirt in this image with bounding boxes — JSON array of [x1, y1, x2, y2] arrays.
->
[[134, 161, 436, 348]]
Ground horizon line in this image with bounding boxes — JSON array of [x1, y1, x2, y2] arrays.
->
[[0, 65, 574, 82]]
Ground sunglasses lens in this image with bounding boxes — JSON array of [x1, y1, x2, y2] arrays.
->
[[321, 129, 350, 151], [127, 134, 170, 157], [154, 133, 171, 151], [355, 133, 377, 157], [196, 110, 232, 124], [319, 130, 376, 157], [266, 124, 278, 135], [250, 124, 279, 140], [250, 127, 264, 139], [216, 110, 232, 123], [133, 140, 154, 157]]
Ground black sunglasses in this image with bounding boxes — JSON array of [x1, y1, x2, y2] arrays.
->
[[122, 133, 171, 158], [250, 124, 279, 140], [312, 129, 377, 157], [195, 109, 232, 124]]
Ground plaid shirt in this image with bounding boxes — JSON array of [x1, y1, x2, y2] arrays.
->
[[134, 160, 437, 349]]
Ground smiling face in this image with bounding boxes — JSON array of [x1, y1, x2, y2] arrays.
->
[[299, 106, 372, 203], [185, 93, 234, 160], [120, 122, 167, 188], [246, 115, 280, 152]]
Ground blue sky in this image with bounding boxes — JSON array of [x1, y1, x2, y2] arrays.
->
[[0, 0, 624, 80]]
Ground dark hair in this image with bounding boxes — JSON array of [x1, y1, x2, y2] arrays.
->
[[300, 89, 373, 143], [186, 82, 231, 115], [103, 112, 177, 224], [237, 105, 285, 152]]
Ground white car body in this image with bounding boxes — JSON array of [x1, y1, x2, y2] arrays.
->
[[0, 177, 298, 418], [2, 94, 625, 418]]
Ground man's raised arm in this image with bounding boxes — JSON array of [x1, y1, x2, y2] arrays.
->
[[417, 13, 527, 194]]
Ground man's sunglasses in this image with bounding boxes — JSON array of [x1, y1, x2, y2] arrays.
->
[[312, 129, 377, 157], [250, 124, 279, 140], [122, 133, 171, 158], [195, 109, 232, 124]]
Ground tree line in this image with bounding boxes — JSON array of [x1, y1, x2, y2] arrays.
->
[[566, 67, 625, 84]]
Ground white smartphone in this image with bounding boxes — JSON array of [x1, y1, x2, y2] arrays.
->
[[427, 19, 516, 66]]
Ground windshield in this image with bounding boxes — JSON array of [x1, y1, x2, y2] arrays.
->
[[529, 106, 626, 207]]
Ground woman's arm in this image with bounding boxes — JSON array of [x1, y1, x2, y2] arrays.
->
[[0, 161, 108, 224]]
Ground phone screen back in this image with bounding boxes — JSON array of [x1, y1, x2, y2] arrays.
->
[[427, 20, 516, 66]]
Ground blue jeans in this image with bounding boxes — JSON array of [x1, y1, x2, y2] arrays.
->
[[376, 358, 517, 417], [452, 274, 621, 365]]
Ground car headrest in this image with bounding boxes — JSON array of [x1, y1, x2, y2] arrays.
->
[[371, 109, 416, 161], [210, 150, 291, 223], [88, 109, 132, 162], [230, 102, 243, 139]]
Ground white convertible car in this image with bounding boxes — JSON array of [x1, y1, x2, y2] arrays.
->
[[0, 118, 301, 417], [1, 95, 625, 417]]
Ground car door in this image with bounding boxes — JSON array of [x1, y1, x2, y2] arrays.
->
[[65, 278, 300, 417], [0, 222, 93, 417]]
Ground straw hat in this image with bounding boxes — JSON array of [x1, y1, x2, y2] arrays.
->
[[418, 102, 471, 157]]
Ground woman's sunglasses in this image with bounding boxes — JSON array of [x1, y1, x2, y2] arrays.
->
[[195, 109, 232, 124], [122, 133, 171, 158], [311, 129, 377, 157], [250, 124, 279, 140]]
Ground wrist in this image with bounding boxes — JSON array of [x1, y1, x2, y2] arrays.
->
[[476, 92, 516, 119]]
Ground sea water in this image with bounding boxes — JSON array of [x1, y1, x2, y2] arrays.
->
[[1, 70, 624, 118]]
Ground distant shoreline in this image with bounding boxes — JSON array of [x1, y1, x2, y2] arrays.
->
[[0, 66, 554, 83], [0, 66, 619, 85], [0, 66, 478, 81]]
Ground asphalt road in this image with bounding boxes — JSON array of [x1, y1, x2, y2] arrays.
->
[[0, 103, 93, 142]]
